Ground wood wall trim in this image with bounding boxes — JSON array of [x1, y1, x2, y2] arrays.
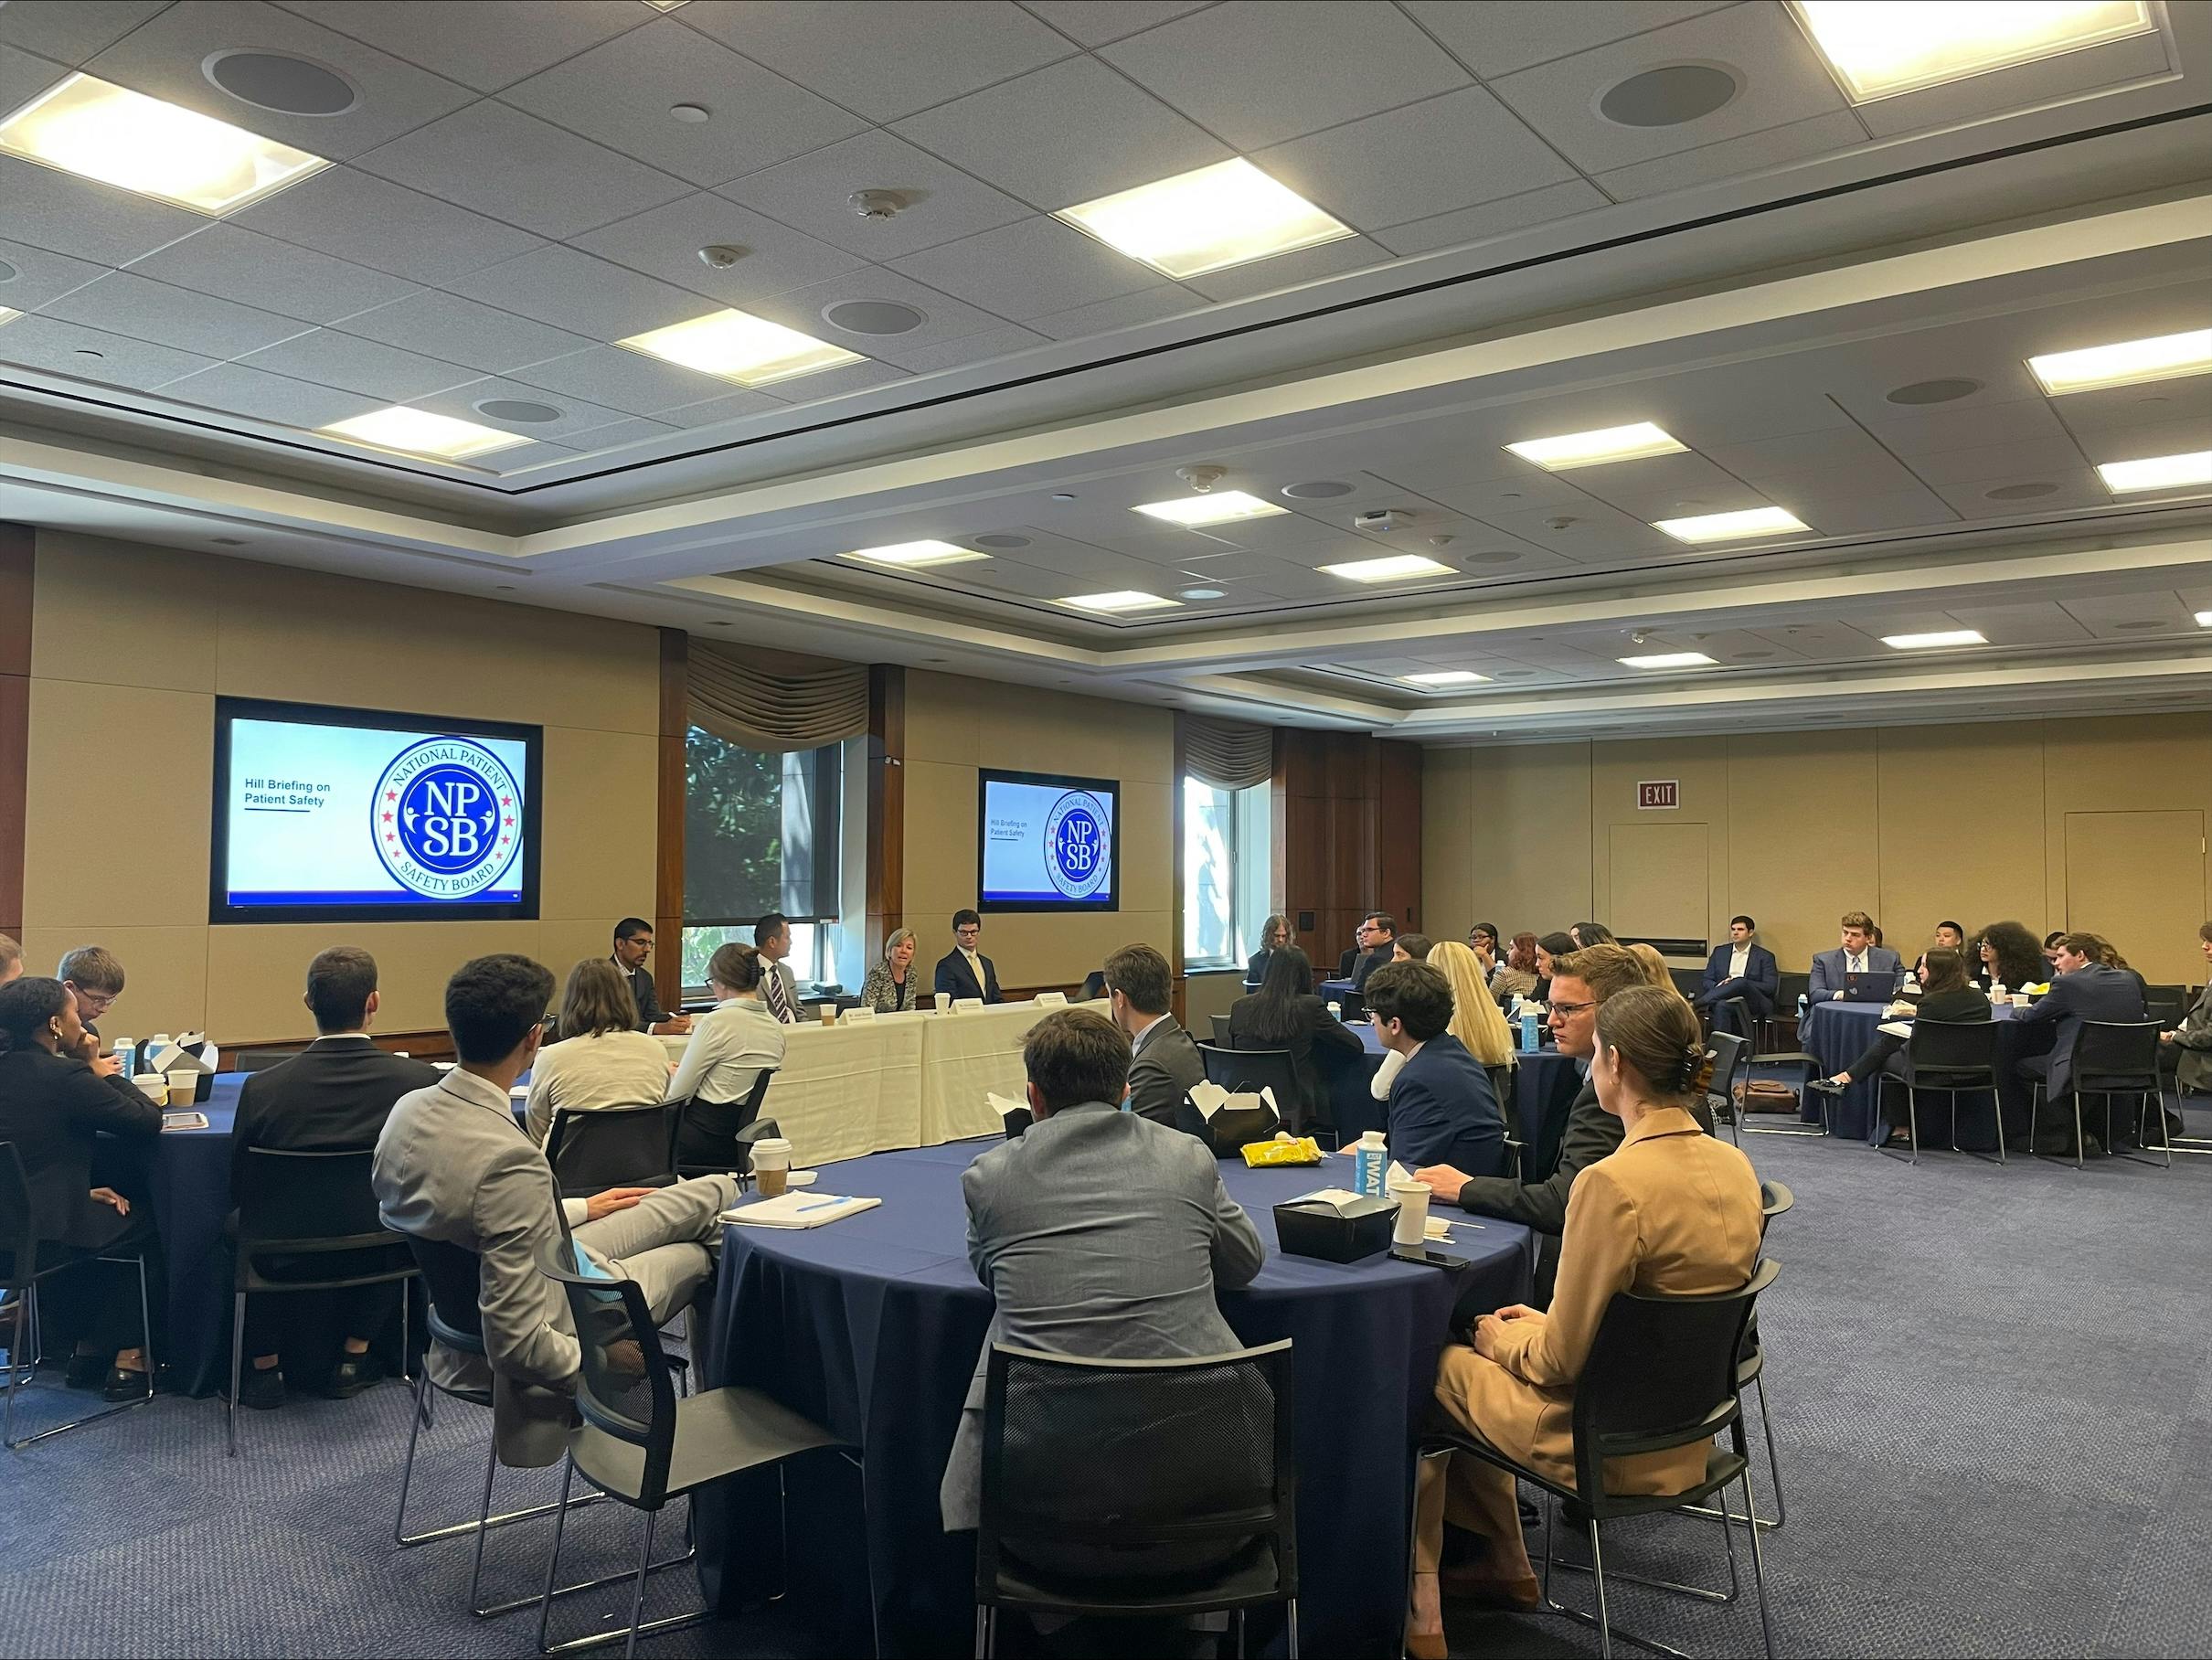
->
[[865, 663, 905, 957], [0, 524, 31, 942], [1170, 714, 1188, 1022], [653, 627, 687, 1013]]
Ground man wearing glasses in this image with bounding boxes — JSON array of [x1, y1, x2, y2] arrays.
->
[[58, 945, 129, 1060]]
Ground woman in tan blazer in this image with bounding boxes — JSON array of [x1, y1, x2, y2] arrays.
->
[[1407, 985, 1763, 1653]]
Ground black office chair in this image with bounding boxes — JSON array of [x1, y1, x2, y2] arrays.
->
[[1196, 1042, 1303, 1135], [668, 1069, 779, 1181], [0, 1142, 157, 1451], [533, 1241, 862, 1657], [1686, 1183, 1792, 1533], [1669, 966, 1706, 999], [1877, 1019, 2002, 1165], [1734, 986, 1821, 1137], [228, 1146, 418, 1457], [1705, 1029, 1748, 1146], [546, 1105, 676, 1197], [975, 1341, 1297, 1659], [1414, 1261, 1781, 1659], [1209, 1014, 1234, 1046], [2028, 1020, 2168, 1170], [234, 1047, 310, 1072], [1080, 971, 1109, 1002]]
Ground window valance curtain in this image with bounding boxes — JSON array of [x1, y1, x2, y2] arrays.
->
[[687, 643, 867, 753], [1182, 715, 1273, 790]]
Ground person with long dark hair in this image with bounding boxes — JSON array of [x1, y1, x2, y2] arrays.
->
[[1227, 945, 1362, 1127], [1529, 932, 1575, 1006], [1808, 948, 1989, 1147], [1245, 914, 1291, 986], [1493, 933, 1539, 1000], [1976, 920, 2046, 991], [1569, 922, 1616, 949]]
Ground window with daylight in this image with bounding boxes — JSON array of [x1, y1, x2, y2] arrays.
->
[[682, 730, 842, 988], [1183, 776, 1272, 970]]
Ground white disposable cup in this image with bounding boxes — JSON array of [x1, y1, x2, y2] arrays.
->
[[166, 1069, 199, 1107], [1389, 1179, 1430, 1247], [933, 992, 949, 1012], [819, 1004, 836, 1026], [1325, 1001, 1342, 1019], [133, 1072, 166, 1103], [750, 1136, 793, 1197]]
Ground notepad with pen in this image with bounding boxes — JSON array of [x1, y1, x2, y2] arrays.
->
[[722, 1192, 881, 1229]]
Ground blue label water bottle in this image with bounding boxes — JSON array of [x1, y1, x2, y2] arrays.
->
[[1520, 1008, 1539, 1052], [1355, 1131, 1388, 1198]]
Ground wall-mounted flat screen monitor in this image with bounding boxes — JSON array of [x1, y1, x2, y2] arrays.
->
[[976, 769, 1119, 913], [210, 697, 542, 923]]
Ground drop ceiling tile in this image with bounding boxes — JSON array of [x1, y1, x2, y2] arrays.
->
[[233, 167, 543, 285], [1026, 283, 1205, 340], [502, 18, 867, 189], [1474, 501, 1679, 561], [1938, 601, 2095, 647], [1370, 179, 1610, 256], [0, 238, 110, 313], [1487, 4, 1849, 174], [83, 0, 478, 158], [1560, 452, 1777, 521], [155, 360, 375, 429], [680, 0, 1074, 123], [893, 55, 1228, 210], [1925, 467, 2115, 521], [651, 388, 788, 428], [1900, 435, 2092, 487], [507, 344, 730, 417], [570, 193, 867, 306], [1772, 485, 1953, 535], [1743, 622, 1887, 662], [1859, 398, 2067, 455], [0, 154, 203, 266], [1593, 109, 1866, 199], [0, 0, 171, 65], [1101, 1, 1470, 152], [1182, 234, 1391, 303], [1367, 464, 1591, 518], [405, 375, 632, 442], [939, 559, 1098, 600], [1016, 0, 1209, 47], [334, 290, 592, 375], [754, 356, 911, 405], [739, 265, 1008, 362], [476, 439, 577, 474], [2077, 415, 2212, 466], [876, 323, 1049, 374], [2058, 591, 2205, 637], [238, 327, 476, 399], [2051, 380, 2212, 433], [352, 100, 691, 239], [0, 314, 218, 390], [0, 40, 69, 113], [558, 414, 678, 452], [38, 270, 314, 357], [271, 0, 647, 92], [1399, 0, 1730, 79], [1856, 27, 2173, 138], [443, 244, 708, 340], [126, 222, 421, 324], [890, 216, 1163, 323], [1255, 87, 1579, 235], [1701, 424, 1898, 478], [717, 130, 1032, 261]]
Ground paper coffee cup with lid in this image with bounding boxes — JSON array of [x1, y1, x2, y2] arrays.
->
[[133, 1072, 166, 1103], [1388, 1176, 1430, 1247]]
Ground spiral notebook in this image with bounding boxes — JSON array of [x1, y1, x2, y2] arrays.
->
[[722, 1193, 880, 1229]]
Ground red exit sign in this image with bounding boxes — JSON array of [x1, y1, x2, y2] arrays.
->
[[1637, 780, 1679, 810]]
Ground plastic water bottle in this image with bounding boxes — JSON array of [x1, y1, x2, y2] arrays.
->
[[1519, 1008, 1539, 1053], [1355, 1130, 1388, 1198]]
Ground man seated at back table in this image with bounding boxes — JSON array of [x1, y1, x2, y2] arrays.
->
[[940, 1007, 1264, 1533], [1693, 914, 1779, 1037], [610, 918, 690, 1036], [1104, 942, 1204, 1126], [933, 909, 1004, 1005], [2012, 931, 2150, 1158], [232, 946, 441, 1409], [1809, 910, 1903, 1002]]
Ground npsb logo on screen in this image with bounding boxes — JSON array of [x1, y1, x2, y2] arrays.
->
[[372, 737, 526, 898], [1043, 790, 1111, 899]]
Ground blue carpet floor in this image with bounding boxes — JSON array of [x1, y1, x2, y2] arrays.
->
[[4, 1095, 2209, 1659]]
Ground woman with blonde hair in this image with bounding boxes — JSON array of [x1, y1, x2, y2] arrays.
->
[[1626, 942, 1673, 989], [860, 927, 921, 1013], [1373, 940, 1515, 1101]]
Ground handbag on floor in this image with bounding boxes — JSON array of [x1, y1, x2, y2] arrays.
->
[[1743, 1080, 1800, 1113]]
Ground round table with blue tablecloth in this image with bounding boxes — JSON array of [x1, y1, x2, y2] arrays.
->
[[1321, 1022, 1582, 1179], [695, 1137, 1536, 1658], [1795, 1000, 2047, 1145]]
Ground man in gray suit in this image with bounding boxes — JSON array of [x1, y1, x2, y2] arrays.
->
[[374, 954, 741, 1467], [941, 1007, 1264, 1532], [2013, 931, 2151, 1156], [1106, 942, 1205, 1126], [2162, 921, 2212, 1096], [1807, 910, 1905, 1001]]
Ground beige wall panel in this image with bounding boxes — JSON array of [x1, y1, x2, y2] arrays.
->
[[1725, 729, 1878, 970], [1877, 722, 2048, 951], [1118, 779, 1175, 911], [203, 920, 545, 1041], [1460, 743, 1593, 931], [1591, 737, 1727, 936], [538, 725, 658, 921], [1607, 822, 1709, 940], [18, 924, 207, 1036], [2039, 714, 2212, 948], [901, 759, 980, 921], [2062, 809, 2208, 984], [22, 680, 212, 928], [30, 532, 220, 692], [1421, 750, 1475, 934], [984, 910, 1172, 989], [902, 669, 985, 766], [538, 919, 623, 986], [210, 560, 659, 735]]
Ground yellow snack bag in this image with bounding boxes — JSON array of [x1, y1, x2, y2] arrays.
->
[[1242, 1133, 1324, 1167]]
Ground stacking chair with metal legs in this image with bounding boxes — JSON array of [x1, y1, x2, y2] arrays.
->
[[1704, 1030, 1747, 1146], [1874, 1019, 2003, 1166], [228, 1145, 419, 1457], [1686, 1183, 1792, 1533], [534, 1240, 863, 1657], [974, 1341, 1298, 1660], [1733, 994, 1824, 1138], [1, 1143, 157, 1451], [2028, 1021, 2168, 1170], [546, 1105, 677, 1197], [1413, 1260, 1781, 1660]]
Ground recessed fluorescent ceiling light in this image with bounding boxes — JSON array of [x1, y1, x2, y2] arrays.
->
[[2028, 329, 2212, 395], [1652, 505, 1812, 543], [1619, 652, 1718, 669], [617, 309, 863, 387], [1058, 591, 1178, 612], [0, 308, 18, 326], [1789, 0, 2154, 102], [1056, 157, 1354, 281], [2196, 611, 2212, 627], [1882, 629, 1986, 649], [1402, 670, 1490, 686], [320, 407, 529, 462], [1505, 421, 1687, 470], [841, 539, 988, 569], [2098, 451, 2212, 493], [0, 72, 328, 213], [1317, 554, 1454, 583], [1131, 490, 1287, 527]]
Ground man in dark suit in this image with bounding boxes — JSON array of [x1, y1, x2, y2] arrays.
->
[[941, 1006, 1263, 1531], [932, 909, 1004, 1005], [1694, 914, 1780, 1037], [1366, 961, 1507, 1176], [1105, 943, 1205, 1125], [1808, 910, 1905, 1001], [231, 948, 441, 1408], [611, 918, 690, 1037], [1348, 912, 1398, 991], [2013, 931, 2151, 1156]]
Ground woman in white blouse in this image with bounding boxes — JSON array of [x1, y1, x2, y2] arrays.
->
[[526, 958, 675, 1145], [665, 940, 786, 1168]]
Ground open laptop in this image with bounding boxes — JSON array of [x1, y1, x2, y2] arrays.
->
[[1842, 968, 1900, 1002]]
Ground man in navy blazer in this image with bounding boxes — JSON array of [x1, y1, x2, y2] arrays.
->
[[1694, 914, 1780, 1036], [1365, 961, 1508, 1177], [931, 909, 1004, 1005], [2012, 931, 2150, 1154], [1808, 910, 1904, 1001]]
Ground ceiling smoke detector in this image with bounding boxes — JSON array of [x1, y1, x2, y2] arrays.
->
[[697, 244, 743, 269], [849, 190, 906, 219], [1176, 464, 1228, 493]]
